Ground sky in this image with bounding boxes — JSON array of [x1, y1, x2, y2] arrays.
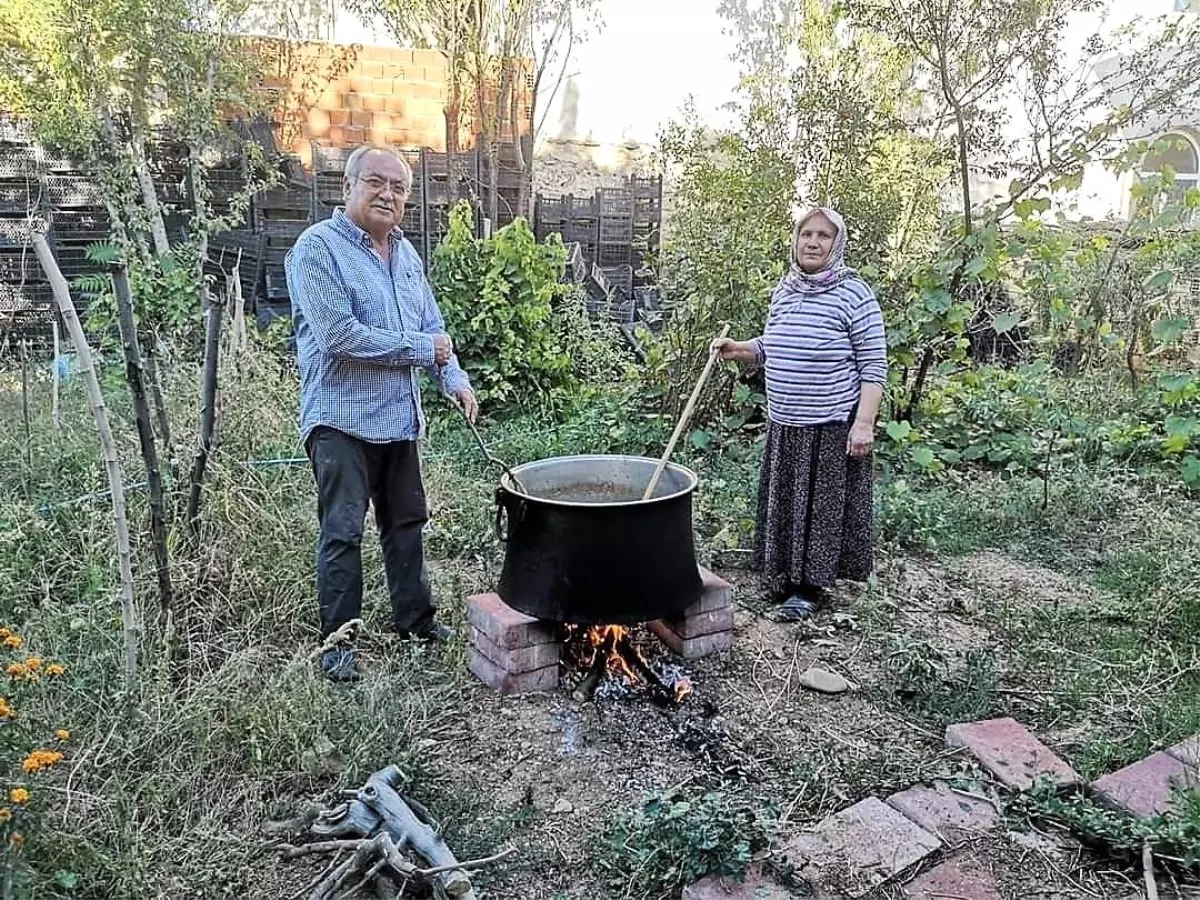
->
[[328, 0, 1186, 148]]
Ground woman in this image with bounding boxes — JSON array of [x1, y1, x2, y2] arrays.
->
[[713, 208, 886, 620]]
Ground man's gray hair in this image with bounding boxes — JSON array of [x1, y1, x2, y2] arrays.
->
[[344, 144, 413, 192]]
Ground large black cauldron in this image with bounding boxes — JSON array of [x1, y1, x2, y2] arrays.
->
[[495, 455, 702, 625]]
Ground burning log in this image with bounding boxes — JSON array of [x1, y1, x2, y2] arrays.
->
[[616, 639, 692, 707], [272, 765, 513, 899], [572, 629, 616, 702], [566, 624, 693, 706]]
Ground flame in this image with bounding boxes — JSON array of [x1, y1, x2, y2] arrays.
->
[[583, 625, 637, 682]]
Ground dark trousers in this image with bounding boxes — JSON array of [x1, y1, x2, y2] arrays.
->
[[306, 426, 435, 638]]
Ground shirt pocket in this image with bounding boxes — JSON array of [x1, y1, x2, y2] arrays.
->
[[348, 275, 397, 330]]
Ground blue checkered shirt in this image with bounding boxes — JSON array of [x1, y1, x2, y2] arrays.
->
[[285, 209, 471, 445]]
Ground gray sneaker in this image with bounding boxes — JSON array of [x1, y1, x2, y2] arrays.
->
[[321, 648, 360, 682], [778, 595, 818, 621]]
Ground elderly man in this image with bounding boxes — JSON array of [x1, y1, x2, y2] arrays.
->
[[285, 144, 478, 682]]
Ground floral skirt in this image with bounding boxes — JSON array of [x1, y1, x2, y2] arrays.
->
[[753, 419, 875, 592]]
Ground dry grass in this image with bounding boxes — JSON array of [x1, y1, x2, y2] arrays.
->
[[0, 345, 1196, 898]]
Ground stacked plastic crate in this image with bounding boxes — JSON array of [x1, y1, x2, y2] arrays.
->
[[423, 148, 480, 259], [0, 121, 52, 345]]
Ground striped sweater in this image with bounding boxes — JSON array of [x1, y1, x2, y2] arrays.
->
[[751, 277, 887, 428]]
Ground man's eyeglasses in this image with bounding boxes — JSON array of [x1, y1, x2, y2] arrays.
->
[[357, 174, 409, 195]]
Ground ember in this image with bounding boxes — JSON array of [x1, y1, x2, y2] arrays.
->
[[563, 624, 691, 706]]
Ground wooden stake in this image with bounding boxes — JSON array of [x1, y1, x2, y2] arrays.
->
[[642, 325, 730, 501], [1142, 842, 1159, 900], [50, 316, 60, 433], [186, 287, 223, 537], [113, 268, 173, 622], [33, 234, 139, 694]]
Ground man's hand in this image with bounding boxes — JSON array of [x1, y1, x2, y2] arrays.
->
[[432, 334, 453, 366], [454, 389, 479, 424]]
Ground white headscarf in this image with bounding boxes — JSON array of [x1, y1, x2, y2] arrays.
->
[[773, 207, 860, 300]]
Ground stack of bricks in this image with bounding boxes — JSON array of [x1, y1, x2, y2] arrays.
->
[[646, 567, 734, 659], [467, 593, 561, 695]]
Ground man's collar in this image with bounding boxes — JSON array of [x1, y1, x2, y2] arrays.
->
[[332, 207, 403, 245]]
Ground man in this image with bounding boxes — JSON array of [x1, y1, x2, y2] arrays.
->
[[285, 144, 478, 683]]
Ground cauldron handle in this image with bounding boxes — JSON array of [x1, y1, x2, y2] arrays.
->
[[493, 489, 525, 542]]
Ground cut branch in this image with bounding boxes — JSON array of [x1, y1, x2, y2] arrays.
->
[[113, 268, 173, 621], [186, 288, 224, 536], [33, 234, 139, 694]]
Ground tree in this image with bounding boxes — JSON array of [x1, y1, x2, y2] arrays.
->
[[346, 0, 597, 219]]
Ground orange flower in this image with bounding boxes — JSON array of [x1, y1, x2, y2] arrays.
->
[[6, 664, 25, 679], [0, 628, 10, 640], [21, 750, 63, 774], [3, 635, 23, 650], [24, 658, 40, 671], [54, 729, 70, 741], [9, 832, 23, 849], [0, 809, 10, 823], [8, 789, 28, 806], [0, 698, 12, 718], [45, 664, 65, 677]]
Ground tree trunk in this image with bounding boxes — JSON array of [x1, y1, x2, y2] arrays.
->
[[186, 289, 223, 536], [129, 123, 172, 257], [113, 268, 173, 621], [33, 235, 139, 694], [143, 333, 177, 486]]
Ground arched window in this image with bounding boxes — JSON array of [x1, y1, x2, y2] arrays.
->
[[1143, 133, 1199, 185]]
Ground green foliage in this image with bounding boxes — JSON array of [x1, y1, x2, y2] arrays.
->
[[598, 790, 775, 899], [430, 202, 575, 405], [1013, 783, 1200, 869]]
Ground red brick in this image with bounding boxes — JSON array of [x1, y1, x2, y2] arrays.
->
[[410, 82, 444, 101], [411, 49, 444, 67], [646, 621, 731, 659], [467, 593, 557, 650], [361, 60, 385, 79], [886, 783, 1000, 845], [386, 96, 409, 116], [668, 566, 734, 619], [904, 854, 998, 900], [360, 94, 389, 112], [467, 647, 557, 695], [1166, 734, 1200, 768], [945, 718, 1078, 791], [328, 109, 351, 126], [469, 626, 560, 674], [785, 797, 941, 898], [348, 75, 374, 94], [1093, 752, 1198, 819], [654, 606, 734, 641]]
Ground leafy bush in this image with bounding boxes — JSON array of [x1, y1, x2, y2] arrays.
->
[[431, 202, 573, 405], [598, 789, 774, 899]]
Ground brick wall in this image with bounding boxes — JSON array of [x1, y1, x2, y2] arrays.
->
[[266, 41, 529, 168]]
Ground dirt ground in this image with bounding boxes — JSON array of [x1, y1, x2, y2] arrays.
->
[[275, 549, 1197, 899]]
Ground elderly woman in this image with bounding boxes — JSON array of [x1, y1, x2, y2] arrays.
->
[[714, 208, 886, 620]]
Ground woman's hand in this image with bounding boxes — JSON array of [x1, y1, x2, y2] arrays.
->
[[847, 420, 875, 458], [711, 338, 754, 363]]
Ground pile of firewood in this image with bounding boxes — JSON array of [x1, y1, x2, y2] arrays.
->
[[268, 765, 513, 899]]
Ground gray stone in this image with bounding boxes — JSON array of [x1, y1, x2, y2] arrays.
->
[[799, 667, 850, 695]]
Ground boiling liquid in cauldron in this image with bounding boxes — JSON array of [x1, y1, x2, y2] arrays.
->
[[531, 482, 649, 503]]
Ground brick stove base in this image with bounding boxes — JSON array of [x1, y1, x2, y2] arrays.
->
[[467, 566, 733, 695]]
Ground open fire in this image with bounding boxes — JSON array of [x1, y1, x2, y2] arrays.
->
[[563, 624, 693, 706]]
